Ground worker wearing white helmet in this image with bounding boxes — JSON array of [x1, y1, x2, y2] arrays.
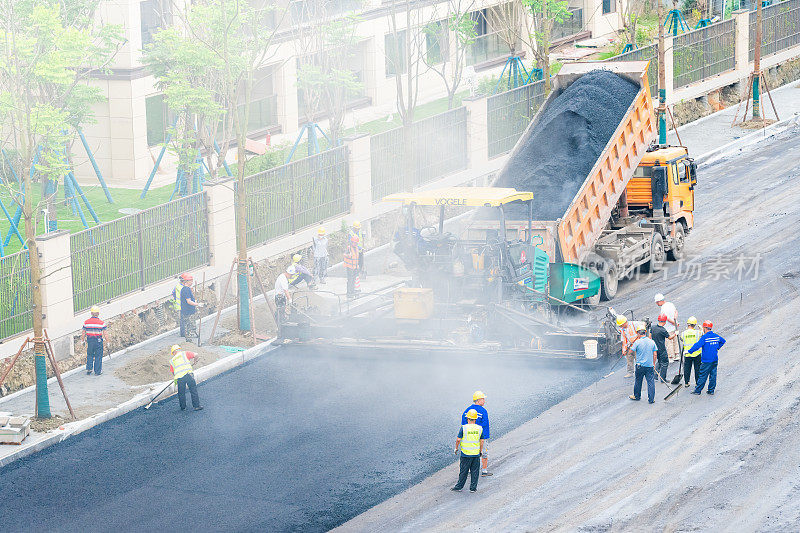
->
[[616, 315, 639, 378], [273, 265, 295, 342], [680, 316, 703, 388], [312, 226, 329, 284], [82, 305, 107, 376], [461, 390, 492, 476], [655, 293, 680, 362]]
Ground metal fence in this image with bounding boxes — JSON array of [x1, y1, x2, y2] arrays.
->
[[673, 19, 736, 88], [370, 107, 468, 201], [244, 146, 350, 247], [0, 250, 32, 340], [750, 0, 800, 60], [70, 193, 210, 312], [552, 7, 584, 41], [486, 79, 546, 159], [607, 43, 658, 97]]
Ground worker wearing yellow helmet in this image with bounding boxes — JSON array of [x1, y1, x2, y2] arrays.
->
[[82, 305, 107, 376], [289, 253, 317, 290], [169, 345, 202, 411], [461, 390, 491, 476], [615, 314, 639, 378], [452, 408, 485, 492], [313, 226, 329, 284], [680, 316, 703, 388], [349, 220, 365, 277]]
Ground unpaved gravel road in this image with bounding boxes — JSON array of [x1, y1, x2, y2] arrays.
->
[[338, 127, 800, 532]]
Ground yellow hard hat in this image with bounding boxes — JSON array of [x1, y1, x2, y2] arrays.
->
[[292, 253, 302, 263], [317, 226, 326, 235], [687, 316, 698, 325], [170, 344, 180, 354], [90, 305, 100, 315], [465, 409, 479, 420], [615, 315, 627, 326], [472, 390, 486, 402], [352, 220, 361, 229]]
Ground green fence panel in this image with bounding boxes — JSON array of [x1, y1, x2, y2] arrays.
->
[[607, 43, 659, 97], [486, 79, 546, 159], [750, 0, 800, 60], [0, 251, 32, 340], [673, 19, 736, 88]]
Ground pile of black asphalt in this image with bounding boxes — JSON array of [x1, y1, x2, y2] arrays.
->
[[495, 70, 640, 221], [0, 345, 611, 532]]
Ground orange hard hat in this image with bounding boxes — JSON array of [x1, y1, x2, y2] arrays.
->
[[702, 320, 713, 329], [657, 314, 667, 322]]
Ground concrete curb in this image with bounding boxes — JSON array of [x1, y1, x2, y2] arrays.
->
[[0, 337, 276, 469], [695, 113, 800, 166]]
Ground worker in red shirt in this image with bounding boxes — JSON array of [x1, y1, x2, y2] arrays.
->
[[169, 344, 202, 411], [82, 305, 106, 375]]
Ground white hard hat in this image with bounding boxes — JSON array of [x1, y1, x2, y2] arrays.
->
[[654, 293, 665, 302], [286, 265, 297, 274]]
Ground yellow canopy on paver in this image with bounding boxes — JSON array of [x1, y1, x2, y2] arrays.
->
[[383, 187, 533, 208]]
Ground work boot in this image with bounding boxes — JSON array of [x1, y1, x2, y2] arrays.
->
[[450, 486, 462, 492], [624, 373, 632, 378], [685, 383, 690, 387], [469, 488, 477, 493], [481, 470, 493, 477], [194, 406, 204, 411], [629, 395, 640, 401]]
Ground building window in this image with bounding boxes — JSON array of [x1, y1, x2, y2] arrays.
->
[[245, 67, 278, 132], [385, 31, 407, 76], [140, 0, 170, 48], [145, 94, 168, 147], [425, 20, 449, 64], [602, 0, 616, 15]]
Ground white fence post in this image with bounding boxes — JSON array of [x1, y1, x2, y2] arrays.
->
[[36, 230, 75, 355], [733, 9, 751, 75], [204, 179, 237, 278], [344, 133, 372, 222], [463, 95, 489, 168]]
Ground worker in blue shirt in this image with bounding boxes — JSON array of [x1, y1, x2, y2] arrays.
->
[[629, 326, 658, 403], [461, 390, 491, 476], [689, 320, 726, 395]]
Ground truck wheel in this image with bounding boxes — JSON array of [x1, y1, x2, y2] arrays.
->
[[643, 233, 665, 273], [600, 260, 618, 301], [666, 224, 686, 261]]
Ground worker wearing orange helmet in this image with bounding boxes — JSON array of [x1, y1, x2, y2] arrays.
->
[[461, 390, 491, 476], [689, 320, 726, 395], [344, 235, 360, 298], [349, 220, 365, 277], [179, 273, 202, 343], [650, 314, 671, 382]]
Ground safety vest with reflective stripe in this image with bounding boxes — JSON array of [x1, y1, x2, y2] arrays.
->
[[681, 327, 702, 357], [171, 284, 182, 311], [343, 244, 359, 270], [350, 228, 364, 251], [460, 423, 483, 456], [171, 351, 193, 379], [620, 323, 638, 354]]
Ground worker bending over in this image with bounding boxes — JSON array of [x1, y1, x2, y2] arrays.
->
[[689, 321, 726, 396], [82, 305, 106, 376], [169, 345, 202, 411], [451, 409, 485, 493], [655, 293, 680, 362], [629, 325, 658, 404], [681, 316, 703, 387], [616, 315, 639, 378], [462, 391, 491, 476], [290, 254, 316, 290], [274, 265, 293, 342]]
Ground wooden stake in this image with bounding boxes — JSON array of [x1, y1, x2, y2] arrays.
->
[[0, 337, 29, 390], [43, 330, 76, 420]]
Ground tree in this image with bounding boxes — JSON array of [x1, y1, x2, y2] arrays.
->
[[385, 0, 428, 128], [162, 0, 281, 332], [295, 4, 363, 145], [423, 0, 478, 109], [0, 0, 123, 417], [523, 0, 573, 92], [620, 0, 648, 50]]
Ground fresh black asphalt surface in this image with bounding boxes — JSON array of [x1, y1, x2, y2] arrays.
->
[[0, 345, 613, 532]]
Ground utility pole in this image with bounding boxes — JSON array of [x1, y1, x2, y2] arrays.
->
[[657, 0, 667, 144], [752, 0, 762, 119]]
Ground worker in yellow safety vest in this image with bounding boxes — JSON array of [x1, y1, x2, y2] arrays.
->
[[169, 345, 203, 411], [681, 316, 703, 388], [451, 409, 485, 493], [617, 315, 640, 378], [349, 221, 365, 276]]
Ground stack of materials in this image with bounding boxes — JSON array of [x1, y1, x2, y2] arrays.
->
[[0, 412, 31, 444]]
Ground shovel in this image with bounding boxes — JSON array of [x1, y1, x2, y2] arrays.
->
[[144, 381, 173, 410], [670, 336, 684, 385]]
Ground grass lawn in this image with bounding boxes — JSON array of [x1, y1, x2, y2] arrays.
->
[[0, 181, 175, 256]]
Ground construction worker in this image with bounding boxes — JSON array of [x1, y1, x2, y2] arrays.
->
[[274, 265, 293, 341], [169, 345, 202, 411], [689, 321, 726, 396], [629, 325, 657, 404], [616, 315, 639, 378], [451, 408, 484, 493], [349, 220, 365, 276], [313, 226, 329, 284], [461, 391, 491, 476], [289, 253, 316, 290], [681, 316, 703, 388], [179, 274, 202, 343], [82, 305, 106, 376], [655, 293, 680, 362], [344, 235, 360, 298], [172, 276, 186, 336], [650, 314, 671, 382]]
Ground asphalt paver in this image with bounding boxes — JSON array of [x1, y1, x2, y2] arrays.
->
[[0, 344, 611, 532]]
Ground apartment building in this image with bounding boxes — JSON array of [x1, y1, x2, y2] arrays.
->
[[81, 0, 623, 188]]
